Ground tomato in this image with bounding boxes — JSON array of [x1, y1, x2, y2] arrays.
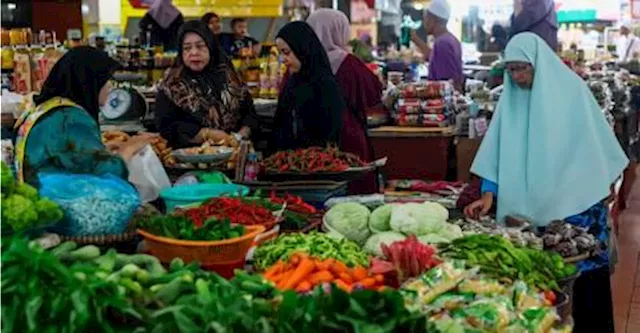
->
[[544, 290, 557, 305]]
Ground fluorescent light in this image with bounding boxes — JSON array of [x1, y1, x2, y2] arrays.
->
[[8, 3, 16, 10]]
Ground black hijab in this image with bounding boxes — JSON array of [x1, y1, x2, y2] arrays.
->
[[176, 20, 230, 94], [34, 46, 120, 121], [273, 21, 345, 150]]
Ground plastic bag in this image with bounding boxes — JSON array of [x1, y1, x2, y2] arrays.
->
[[127, 144, 171, 203], [38, 173, 140, 236]]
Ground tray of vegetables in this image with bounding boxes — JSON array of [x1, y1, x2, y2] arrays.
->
[[261, 147, 374, 181]]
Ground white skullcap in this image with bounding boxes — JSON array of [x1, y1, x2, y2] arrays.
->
[[427, 0, 451, 21]]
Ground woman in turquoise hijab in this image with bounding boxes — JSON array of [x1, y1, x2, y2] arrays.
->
[[465, 33, 627, 332]]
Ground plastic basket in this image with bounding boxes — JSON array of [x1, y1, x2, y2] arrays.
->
[[137, 224, 265, 264], [160, 183, 249, 212]]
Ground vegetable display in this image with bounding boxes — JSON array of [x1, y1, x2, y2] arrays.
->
[[451, 217, 543, 249], [370, 235, 441, 284], [542, 220, 598, 257], [253, 232, 369, 270], [182, 197, 278, 229], [438, 235, 577, 290], [324, 202, 371, 245], [403, 262, 570, 333], [137, 214, 245, 241], [262, 253, 386, 293], [262, 146, 366, 173], [1, 161, 64, 232]]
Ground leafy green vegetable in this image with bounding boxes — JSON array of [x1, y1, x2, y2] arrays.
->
[[324, 202, 371, 245], [1, 161, 15, 193], [2, 195, 38, 231], [137, 215, 245, 241], [369, 204, 393, 233], [390, 202, 449, 236]]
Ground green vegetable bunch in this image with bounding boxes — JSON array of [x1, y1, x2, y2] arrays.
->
[[253, 231, 369, 270], [137, 214, 245, 241], [1, 162, 64, 232], [439, 234, 577, 290]]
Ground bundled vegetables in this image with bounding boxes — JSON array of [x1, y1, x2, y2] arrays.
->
[[262, 253, 386, 293], [137, 214, 245, 241], [262, 146, 366, 173], [253, 232, 369, 270], [541, 220, 598, 258], [370, 235, 441, 284], [438, 235, 577, 290], [1, 161, 64, 232]]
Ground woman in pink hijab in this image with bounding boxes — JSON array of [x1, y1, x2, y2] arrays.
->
[[307, 9, 384, 194], [139, 0, 184, 51]]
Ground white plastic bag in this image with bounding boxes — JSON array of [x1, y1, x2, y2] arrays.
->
[[126, 144, 171, 203]]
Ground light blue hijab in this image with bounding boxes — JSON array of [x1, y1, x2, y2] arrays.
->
[[471, 33, 628, 226]]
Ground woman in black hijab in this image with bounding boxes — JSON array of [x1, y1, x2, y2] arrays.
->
[[272, 21, 344, 151], [13, 47, 128, 185], [155, 20, 258, 148]]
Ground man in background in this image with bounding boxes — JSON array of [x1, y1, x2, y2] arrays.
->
[[411, 0, 463, 91], [219, 18, 262, 58], [510, 0, 558, 50], [617, 21, 640, 62]]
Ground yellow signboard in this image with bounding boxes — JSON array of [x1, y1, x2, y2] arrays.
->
[[120, 0, 283, 31]]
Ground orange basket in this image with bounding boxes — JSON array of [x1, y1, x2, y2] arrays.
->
[[137, 225, 265, 264]]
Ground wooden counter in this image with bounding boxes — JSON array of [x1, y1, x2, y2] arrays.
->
[[368, 126, 454, 181]]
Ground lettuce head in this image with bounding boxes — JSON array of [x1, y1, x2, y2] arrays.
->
[[324, 202, 371, 245], [369, 204, 393, 233], [389, 202, 448, 236]]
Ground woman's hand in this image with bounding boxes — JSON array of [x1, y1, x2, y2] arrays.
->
[[464, 192, 494, 219], [195, 128, 232, 143]]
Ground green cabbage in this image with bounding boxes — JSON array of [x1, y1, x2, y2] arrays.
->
[[324, 202, 371, 245], [418, 234, 451, 245], [363, 231, 406, 256], [369, 204, 393, 233], [439, 223, 464, 241], [389, 202, 448, 236]]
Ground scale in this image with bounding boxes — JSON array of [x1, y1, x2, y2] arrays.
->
[[100, 72, 150, 133]]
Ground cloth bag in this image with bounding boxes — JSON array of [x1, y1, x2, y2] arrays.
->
[[126, 144, 171, 203]]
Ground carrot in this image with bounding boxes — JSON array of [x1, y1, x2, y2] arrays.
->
[[316, 259, 332, 271], [263, 261, 285, 279], [272, 270, 293, 285], [338, 272, 354, 284], [309, 271, 334, 285], [373, 274, 385, 283], [281, 257, 316, 290], [351, 266, 368, 282], [334, 280, 353, 293], [330, 260, 349, 276], [295, 280, 313, 293], [289, 252, 306, 266], [356, 277, 377, 288]]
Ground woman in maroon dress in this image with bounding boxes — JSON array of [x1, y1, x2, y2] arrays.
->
[[307, 9, 383, 194]]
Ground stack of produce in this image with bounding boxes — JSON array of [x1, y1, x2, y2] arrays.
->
[[403, 261, 571, 333], [394, 81, 453, 127], [137, 214, 245, 241], [181, 197, 278, 230], [369, 235, 441, 284], [451, 217, 543, 249], [261, 252, 385, 293], [253, 232, 369, 270], [541, 220, 598, 258], [172, 137, 251, 170], [102, 131, 176, 166], [262, 146, 365, 173], [438, 235, 577, 290], [324, 201, 463, 252], [1, 161, 63, 233]]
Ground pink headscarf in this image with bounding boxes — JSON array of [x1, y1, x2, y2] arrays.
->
[[307, 9, 350, 75], [148, 0, 181, 29]]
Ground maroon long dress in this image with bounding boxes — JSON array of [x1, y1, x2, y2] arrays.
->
[[335, 54, 383, 194]]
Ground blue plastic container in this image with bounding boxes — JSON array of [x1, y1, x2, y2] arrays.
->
[[160, 183, 249, 212]]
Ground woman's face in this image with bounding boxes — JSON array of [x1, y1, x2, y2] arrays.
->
[[98, 81, 112, 106], [506, 62, 534, 89], [276, 38, 301, 74], [182, 32, 210, 72], [208, 17, 221, 35]]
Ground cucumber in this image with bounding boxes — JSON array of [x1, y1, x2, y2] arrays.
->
[[50, 242, 77, 257], [59, 245, 101, 262], [119, 264, 141, 278], [169, 258, 185, 272], [93, 248, 118, 272], [154, 277, 185, 305]]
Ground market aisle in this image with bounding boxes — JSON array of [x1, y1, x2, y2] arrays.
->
[[612, 170, 640, 333]]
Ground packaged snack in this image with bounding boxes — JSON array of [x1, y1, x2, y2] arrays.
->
[[428, 291, 475, 312], [511, 281, 546, 310], [403, 261, 471, 304], [458, 278, 506, 296], [451, 297, 513, 332], [517, 307, 558, 333]]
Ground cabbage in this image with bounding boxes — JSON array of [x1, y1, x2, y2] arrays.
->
[[324, 202, 371, 245], [389, 202, 447, 236], [369, 204, 393, 233], [423, 201, 449, 221], [438, 223, 463, 241], [418, 234, 451, 245], [363, 231, 406, 256]]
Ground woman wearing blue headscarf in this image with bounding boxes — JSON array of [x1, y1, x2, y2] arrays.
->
[[465, 33, 627, 332]]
